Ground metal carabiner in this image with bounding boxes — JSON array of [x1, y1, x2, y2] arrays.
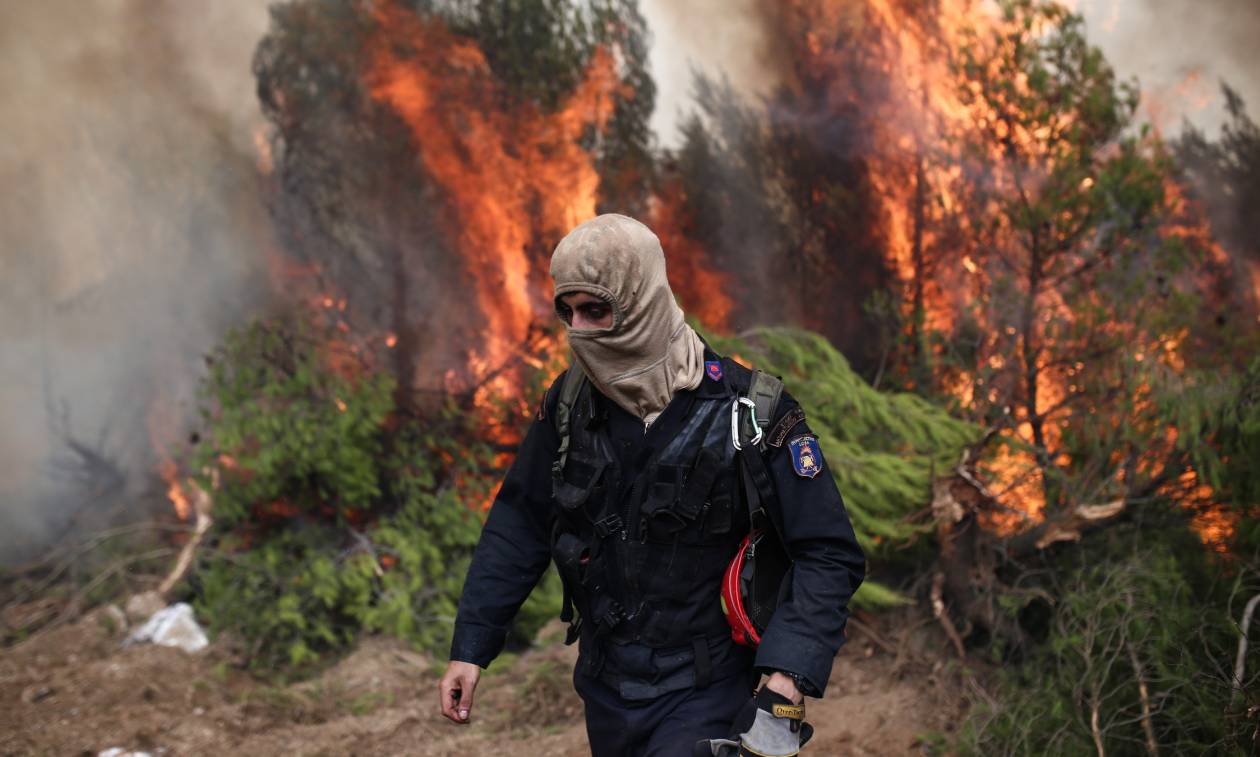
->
[[730, 396, 763, 451]]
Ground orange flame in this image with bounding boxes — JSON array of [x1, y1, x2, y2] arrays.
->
[[159, 459, 192, 521], [366, 3, 622, 397], [648, 183, 733, 329]]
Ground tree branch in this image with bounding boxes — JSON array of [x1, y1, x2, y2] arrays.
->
[[1233, 592, 1260, 695]]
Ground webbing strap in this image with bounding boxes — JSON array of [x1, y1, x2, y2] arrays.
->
[[746, 370, 783, 452], [737, 369, 787, 548], [692, 636, 713, 690], [551, 366, 587, 495], [739, 440, 787, 550]]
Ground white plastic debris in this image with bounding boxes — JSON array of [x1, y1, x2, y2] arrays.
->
[[124, 602, 208, 653], [98, 749, 152, 757]]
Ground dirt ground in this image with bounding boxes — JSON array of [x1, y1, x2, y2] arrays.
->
[[0, 607, 971, 756]]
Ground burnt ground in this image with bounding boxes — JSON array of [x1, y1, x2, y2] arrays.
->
[[0, 608, 971, 756]]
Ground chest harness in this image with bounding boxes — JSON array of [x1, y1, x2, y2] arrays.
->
[[548, 357, 790, 685]]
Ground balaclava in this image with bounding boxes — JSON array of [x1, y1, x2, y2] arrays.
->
[[550, 214, 705, 426]]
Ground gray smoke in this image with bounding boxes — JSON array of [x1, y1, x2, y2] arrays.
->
[[1076, 0, 1260, 133], [639, 0, 785, 147], [0, 0, 274, 564]]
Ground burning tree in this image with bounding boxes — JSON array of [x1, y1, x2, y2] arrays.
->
[[183, 0, 699, 672], [937, 1, 1188, 525], [925, 3, 1260, 751], [668, 0, 1258, 748], [254, 0, 657, 415]]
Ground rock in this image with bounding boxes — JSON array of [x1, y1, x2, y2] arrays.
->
[[20, 684, 54, 703], [124, 592, 166, 623], [124, 603, 208, 653]]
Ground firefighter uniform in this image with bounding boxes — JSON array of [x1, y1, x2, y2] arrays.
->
[[449, 346, 866, 756]]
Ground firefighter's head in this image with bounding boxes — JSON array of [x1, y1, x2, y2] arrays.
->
[[549, 214, 703, 424]]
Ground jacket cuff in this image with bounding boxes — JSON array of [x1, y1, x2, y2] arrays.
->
[[449, 623, 504, 668], [753, 626, 840, 698]]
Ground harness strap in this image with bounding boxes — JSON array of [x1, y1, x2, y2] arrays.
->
[[551, 365, 588, 497], [739, 437, 786, 544], [692, 636, 713, 690], [747, 370, 783, 451]]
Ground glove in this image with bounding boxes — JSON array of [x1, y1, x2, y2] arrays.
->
[[694, 687, 814, 757]]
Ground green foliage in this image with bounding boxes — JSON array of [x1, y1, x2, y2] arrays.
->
[[713, 327, 979, 549], [710, 327, 980, 606], [190, 321, 394, 530], [189, 319, 491, 674], [959, 527, 1257, 754], [446, 0, 598, 111]]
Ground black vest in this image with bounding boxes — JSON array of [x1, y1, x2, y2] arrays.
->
[[550, 359, 753, 649]]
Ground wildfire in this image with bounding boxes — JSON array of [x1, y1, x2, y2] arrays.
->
[[365, 2, 621, 396], [762, 0, 1250, 552], [357, 0, 736, 515], [252, 123, 274, 175], [648, 182, 734, 329], [160, 459, 192, 521]]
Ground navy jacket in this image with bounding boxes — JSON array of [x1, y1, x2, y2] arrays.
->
[[450, 357, 866, 697]]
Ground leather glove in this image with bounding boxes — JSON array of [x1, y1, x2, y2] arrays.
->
[[694, 687, 814, 757]]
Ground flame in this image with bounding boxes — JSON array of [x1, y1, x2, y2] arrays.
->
[[366, 2, 621, 396], [648, 182, 733, 329], [353, 1, 741, 516], [159, 459, 192, 521], [252, 124, 274, 176], [765, 0, 1251, 550]]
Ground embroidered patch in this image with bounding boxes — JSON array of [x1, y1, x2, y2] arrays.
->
[[704, 360, 723, 382], [788, 435, 823, 478], [767, 406, 807, 448]]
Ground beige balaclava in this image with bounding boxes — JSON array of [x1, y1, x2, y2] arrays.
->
[[550, 214, 705, 426]]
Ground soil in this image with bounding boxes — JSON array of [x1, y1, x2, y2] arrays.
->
[[0, 607, 970, 756]]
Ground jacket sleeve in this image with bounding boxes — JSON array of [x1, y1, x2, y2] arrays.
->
[[448, 378, 563, 667], [752, 390, 866, 697]]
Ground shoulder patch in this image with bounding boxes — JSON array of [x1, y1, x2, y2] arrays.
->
[[704, 360, 723, 382], [767, 406, 807, 448], [787, 435, 823, 478]]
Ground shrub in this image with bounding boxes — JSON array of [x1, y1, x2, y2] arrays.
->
[[187, 318, 499, 674], [958, 522, 1258, 755]]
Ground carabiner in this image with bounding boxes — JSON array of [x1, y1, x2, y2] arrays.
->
[[730, 396, 763, 451]]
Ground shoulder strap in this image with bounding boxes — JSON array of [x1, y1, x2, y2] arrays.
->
[[551, 366, 587, 489], [734, 368, 787, 540], [746, 370, 783, 451]]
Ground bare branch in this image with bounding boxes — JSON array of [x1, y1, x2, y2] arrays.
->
[[1127, 641, 1160, 756], [1234, 592, 1260, 695]]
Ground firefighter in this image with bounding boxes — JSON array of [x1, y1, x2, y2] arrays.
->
[[438, 214, 865, 756]]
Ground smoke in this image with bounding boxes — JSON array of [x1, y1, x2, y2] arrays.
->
[[639, 0, 786, 147], [0, 0, 274, 564], [1074, 0, 1260, 133]]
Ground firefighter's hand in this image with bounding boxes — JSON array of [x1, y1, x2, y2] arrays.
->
[[439, 660, 482, 724], [765, 672, 804, 704]]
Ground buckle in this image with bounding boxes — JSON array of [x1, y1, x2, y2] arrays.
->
[[601, 601, 625, 628], [731, 397, 763, 450], [594, 514, 623, 538]]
